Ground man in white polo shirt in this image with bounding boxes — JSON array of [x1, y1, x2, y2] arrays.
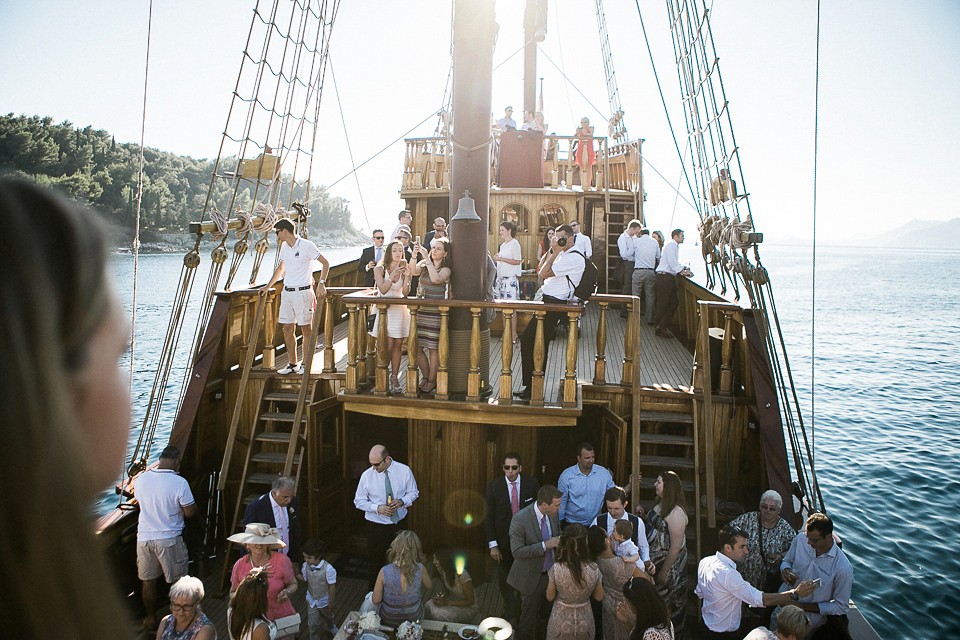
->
[[263, 219, 330, 374], [136, 445, 196, 631], [696, 525, 814, 639]]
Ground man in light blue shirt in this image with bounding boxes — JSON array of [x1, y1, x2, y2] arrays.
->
[[557, 442, 615, 525]]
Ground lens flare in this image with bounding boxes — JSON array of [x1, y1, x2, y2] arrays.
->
[[455, 553, 466, 575]]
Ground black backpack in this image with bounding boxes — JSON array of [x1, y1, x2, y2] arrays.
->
[[567, 250, 598, 302]]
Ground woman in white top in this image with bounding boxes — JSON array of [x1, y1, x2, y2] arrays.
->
[[373, 240, 412, 394], [493, 221, 523, 342], [230, 568, 276, 640]]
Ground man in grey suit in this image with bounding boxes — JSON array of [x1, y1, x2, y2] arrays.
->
[[508, 485, 562, 640]]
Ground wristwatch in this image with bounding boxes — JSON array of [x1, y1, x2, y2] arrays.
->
[[318, 279, 326, 284], [789, 590, 800, 601]]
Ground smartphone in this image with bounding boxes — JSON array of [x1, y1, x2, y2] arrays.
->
[[415, 235, 421, 245], [812, 577, 822, 588]]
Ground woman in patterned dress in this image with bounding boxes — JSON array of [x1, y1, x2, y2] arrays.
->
[[546, 524, 603, 640], [729, 490, 798, 627], [638, 471, 688, 639], [155, 576, 215, 640], [412, 237, 451, 394], [589, 525, 649, 640], [423, 545, 479, 623], [617, 575, 674, 640]]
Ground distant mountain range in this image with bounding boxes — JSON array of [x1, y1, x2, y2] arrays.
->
[[867, 218, 960, 249]]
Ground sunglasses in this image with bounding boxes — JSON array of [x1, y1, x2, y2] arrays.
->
[[374, 236, 384, 240], [503, 465, 519, 470]]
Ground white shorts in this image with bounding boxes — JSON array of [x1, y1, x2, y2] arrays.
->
[[137, 536, 189, 582], [279, 287, 317, 325]]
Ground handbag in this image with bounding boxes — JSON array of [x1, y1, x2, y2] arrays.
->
[[274, 613, 301, 637], [366, 309, 377, 333]]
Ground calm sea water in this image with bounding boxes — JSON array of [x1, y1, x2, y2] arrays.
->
[[103, 243, 959, 638]]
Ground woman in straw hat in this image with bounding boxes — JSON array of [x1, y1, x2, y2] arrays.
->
[[229, 523, 298, 634]]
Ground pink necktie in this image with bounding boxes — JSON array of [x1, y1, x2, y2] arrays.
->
[[510, 481, 519, 516]]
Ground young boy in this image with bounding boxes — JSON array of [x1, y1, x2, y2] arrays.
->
[[299, 538, 337, 639], [612, 519, 641, 565]]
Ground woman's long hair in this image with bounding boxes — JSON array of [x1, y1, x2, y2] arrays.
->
[[624, 577, 671, 639], [657, 471, 687, 518], [432, 544, 459, 589], [388, 530, 425, 583], [0, 178, 132, 638], [586, 525, 608, 560], [555, 524, 589, 587], [231, 568, 270, 640], [431, 237, 451, 270], [540, 226, 555, 252], [381, 240, 403, 270]]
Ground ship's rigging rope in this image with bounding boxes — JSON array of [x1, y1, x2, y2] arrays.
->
[[811, 0, 822, 473], [328, 56, 370, 234]]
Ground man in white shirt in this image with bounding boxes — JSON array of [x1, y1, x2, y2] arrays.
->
[[515, 224, 584, 400], [519, 109, 536, 130], [632, 228, 662, 325], [591, 486, 655, 574], [354, 444, 419, 589], [696, 525, 814, 639], [653, 228, 692, 338], [569, 219, 592, 257], [136, 445, 196, 631], [263, 219, 330, 374], [617, 220, 641, 315], [778, 513, 854, 632], [389, 209, 413, 247]]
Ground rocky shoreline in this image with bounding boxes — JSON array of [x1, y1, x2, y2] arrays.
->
[[112, 229, 367, 254]]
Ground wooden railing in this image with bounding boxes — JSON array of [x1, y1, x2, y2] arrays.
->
[[401, 135, 641, 193]]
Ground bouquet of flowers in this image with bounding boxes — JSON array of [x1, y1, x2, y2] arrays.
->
[[357, 612, 381, 632], [396, 621, 423, 640]]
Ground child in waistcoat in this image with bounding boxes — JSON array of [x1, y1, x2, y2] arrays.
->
[[299, 538, 337, 639]]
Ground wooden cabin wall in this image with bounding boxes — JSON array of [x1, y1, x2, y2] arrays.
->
[[696, 398, 765, 512], [486, 192, 581, 262]]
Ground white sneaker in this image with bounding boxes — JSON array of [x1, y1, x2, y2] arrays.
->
[[295, 363, 305, 375], [277, 364, 296, 375]]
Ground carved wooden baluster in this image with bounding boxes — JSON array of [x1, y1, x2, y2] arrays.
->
[[406, 304, 419, 396], [467, 307, 481, 402], [365, 307, 377, 385], [344, 303, 358, 393], [428, 142, 438, 189], [565, 138, 575, 188], [530, 309, 546, 407], [323, 292, 336, 373], [357, 305, 368, 385], [621, 299, 635, 387], [375, 301, 389, 396], [263, 288, 277, 369], [436, 305, 450, 400], [563, 311, 579, 407], [593, 301, 608, 385], [718, 310, 736, 395], [500, 308, 515, 405]]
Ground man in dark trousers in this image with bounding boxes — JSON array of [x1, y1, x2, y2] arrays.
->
[[243, 475, 301, 562], [357, 229, 386, 287], [508, 485, 562, 640], [485, 452, 540, 625]]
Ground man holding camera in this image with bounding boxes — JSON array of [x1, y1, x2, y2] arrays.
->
[[515, 224, 583, 401]]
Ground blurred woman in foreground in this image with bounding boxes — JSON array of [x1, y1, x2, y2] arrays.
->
[[0, 178, 133, 637]]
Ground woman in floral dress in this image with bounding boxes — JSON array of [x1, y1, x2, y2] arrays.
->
[[546, 525, 603, 640]]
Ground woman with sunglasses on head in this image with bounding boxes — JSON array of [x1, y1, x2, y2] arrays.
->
[[230, 568, 274, 640], [372, 239, 412, 394], [729, 490, 797, 628], [617, 575, 674, 640], [412, 236, 452, 394]]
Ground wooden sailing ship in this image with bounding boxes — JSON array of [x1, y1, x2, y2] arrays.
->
[[96, 0, 879, 637]]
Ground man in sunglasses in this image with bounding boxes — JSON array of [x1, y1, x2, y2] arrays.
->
[[358, 229, 386, 287], [484, 452, 540, 625], [354, 444, 419, 590]]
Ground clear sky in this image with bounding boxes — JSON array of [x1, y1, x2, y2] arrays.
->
[[1, 0, 957, 244]]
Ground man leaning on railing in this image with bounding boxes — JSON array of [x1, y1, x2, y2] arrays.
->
[[514, 224, 583, 401]]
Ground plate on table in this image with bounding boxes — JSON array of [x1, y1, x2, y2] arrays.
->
[[458, 625, 480, 639]]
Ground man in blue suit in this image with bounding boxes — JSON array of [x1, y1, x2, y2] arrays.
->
[[243, 476, 301, 561]]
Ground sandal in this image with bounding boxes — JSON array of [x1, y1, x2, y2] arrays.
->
[[420, 381, 436, 394]]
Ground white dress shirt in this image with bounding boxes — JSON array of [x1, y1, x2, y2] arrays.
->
[[353, 459, 419, 525], [269, 492, 290, 554], [590, 511, 650, 563], [779, 533, 853, 626], [655, 239, 684, 275], [489, 477, 522, 549], [572, 233, 592, 258], [633, 234, 661, 270], [617, 231, 634, 261], [696, 551, 764, 632]]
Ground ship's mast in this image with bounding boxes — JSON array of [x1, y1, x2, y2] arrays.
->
[[523, 0, 548, 114]]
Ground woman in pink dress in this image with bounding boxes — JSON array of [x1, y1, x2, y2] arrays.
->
[[229, 523, 298, 637], [573, 117, 596, 189], [546, 524, 603, 640]]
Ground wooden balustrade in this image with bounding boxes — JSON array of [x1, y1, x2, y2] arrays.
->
[[400, 135, 638, 192]]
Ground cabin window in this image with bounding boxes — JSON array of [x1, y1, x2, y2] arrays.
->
[[498, 202, 530, 234], [538, 203, 566, 232]]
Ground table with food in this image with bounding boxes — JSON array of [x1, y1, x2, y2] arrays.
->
[[335, 611, 484, 640]]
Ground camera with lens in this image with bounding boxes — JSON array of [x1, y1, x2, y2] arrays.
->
[[556, 236, 567, 247]]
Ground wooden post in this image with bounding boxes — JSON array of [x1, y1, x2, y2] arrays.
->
[[406, 304, 420, 396], [593, 301, 608, 385], [718, 310, 736, 395], [500, 308, 515, 405], [467, 307, 481, 401], [699, 301, 717, 528], [263, 288, 277, 369], [621, 298, 635, 387], [375, 302, 389, 396], [357, 305, 368, 385], [530, 310, 546, 407], [344, 303, 358, 394], [323, 293, 336, 373], [436, 305, 450, 400], [562, 311, 579, 406]]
